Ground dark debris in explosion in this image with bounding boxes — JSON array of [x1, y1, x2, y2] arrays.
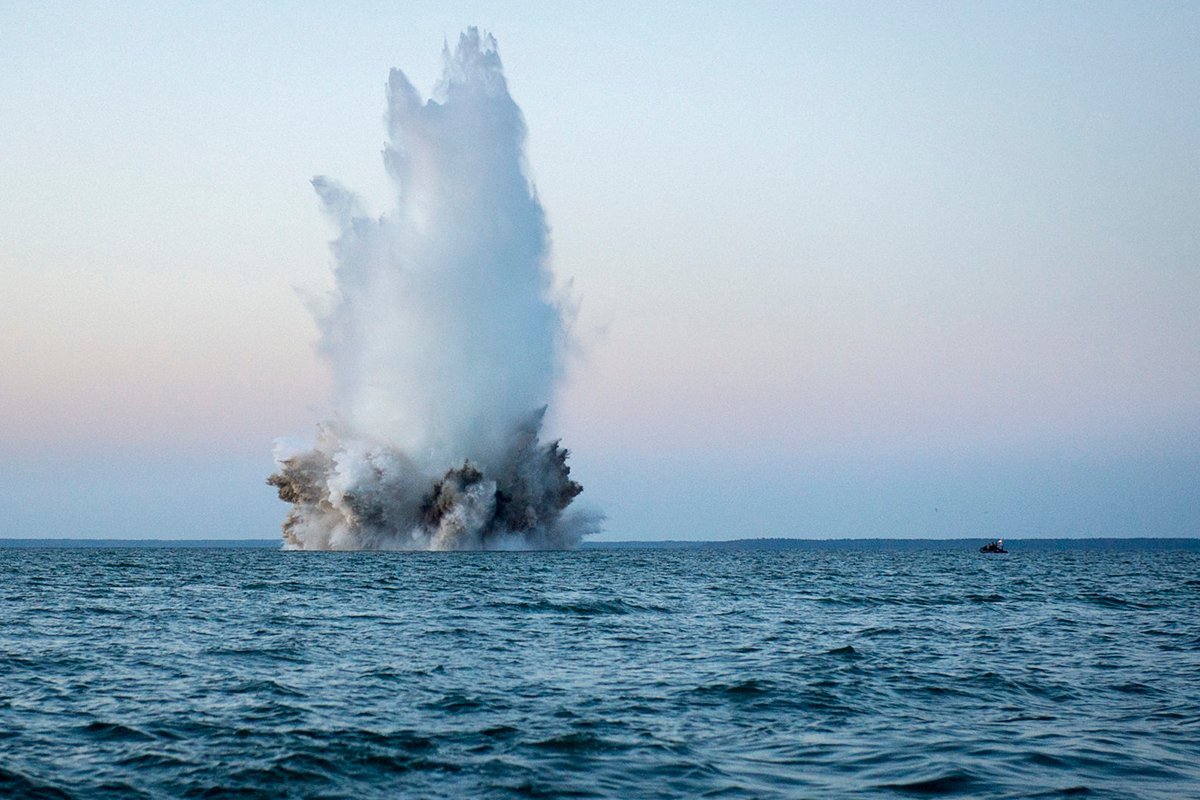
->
[[267, 409, 584, 550]]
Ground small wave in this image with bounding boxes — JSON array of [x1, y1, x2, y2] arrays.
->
[[501, 597, 666, 616], [481, 724, 519, 738], [1141, 626, 1185, 636], [82, 605, 129, 616], [692, 679, 775, 698], [288, 727, 435, 752], [0, 766, 72, 800], [223, 764, 330, 794], [1111, 681, 1162, 696], [1080, 592, 1156, 610], [859, 626, 902, 637], [815, 596, 861, 606], [997, 714, 1057, 723], [228, 678, 305, 698], [878, 771, 978, 795], [531, 731, 624, 753], [0, 654, 40, 669], [202, 644, 307, 664], [421, 692, 493, 713], [116, 751, 193, 770], [1027, 751, 1070, 768], [271, 751, 337, 778], [93, 781, 152, 799], [1026, 788, 1092, 797], [896, 679, 976, 698], [357, 666, 405, 680], [82, 720, 155, 742], [357, 752, 455, 775], [826, 645, 860, 658]]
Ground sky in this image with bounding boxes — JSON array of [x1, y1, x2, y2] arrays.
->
[[2, 1, 1198, 540]]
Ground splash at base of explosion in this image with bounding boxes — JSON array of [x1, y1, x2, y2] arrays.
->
[[269, 409, 594, 551]]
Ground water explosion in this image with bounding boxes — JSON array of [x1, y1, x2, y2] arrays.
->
[[268, 30, 593, 550]]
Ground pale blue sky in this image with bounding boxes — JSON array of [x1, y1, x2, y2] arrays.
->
[[2, 2, 1197, 539]]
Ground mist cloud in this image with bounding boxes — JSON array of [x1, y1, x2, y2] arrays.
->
[[269, 30, 595, 550]]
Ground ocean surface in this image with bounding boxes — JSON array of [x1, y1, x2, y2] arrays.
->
[[1, 546, 1197, 799]]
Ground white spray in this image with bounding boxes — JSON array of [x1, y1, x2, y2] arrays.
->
[[269, 30, 594, 550]]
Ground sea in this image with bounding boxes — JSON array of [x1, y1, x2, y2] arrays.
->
[[1, 543, 1197, 799]]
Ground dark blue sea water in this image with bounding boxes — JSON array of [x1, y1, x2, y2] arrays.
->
[[1, 547, 1197, 799]]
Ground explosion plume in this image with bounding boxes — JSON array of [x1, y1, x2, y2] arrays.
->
[[269, 30, 593, 550]]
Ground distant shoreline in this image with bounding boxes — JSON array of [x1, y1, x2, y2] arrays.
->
[[1, 537, 1197, 551], [583, 537, 1200, 552]]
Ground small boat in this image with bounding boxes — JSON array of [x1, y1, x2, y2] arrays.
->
[[980, 539, 1007, 554]]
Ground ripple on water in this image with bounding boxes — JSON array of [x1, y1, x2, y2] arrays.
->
[[0, 548, 1196, 799], [877, 770, 980, 795]]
